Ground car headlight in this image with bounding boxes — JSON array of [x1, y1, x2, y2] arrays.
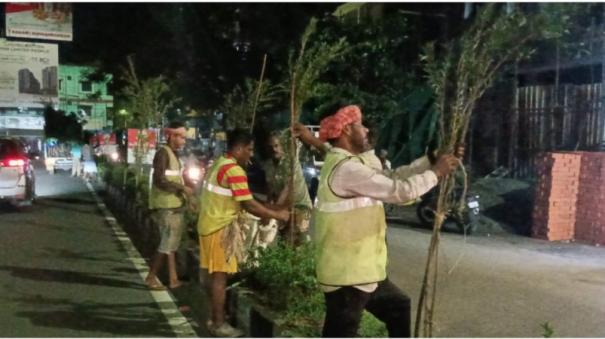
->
[[110, 152, 119, 161]]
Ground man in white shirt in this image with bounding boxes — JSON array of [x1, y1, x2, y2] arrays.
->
[[308, 105, 460, 337]]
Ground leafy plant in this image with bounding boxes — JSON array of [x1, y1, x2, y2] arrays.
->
[[43, 107, 85, 142], [247, 241, 318, 307], [244, 241, 323, 335], [283, 17, 350, 241], [416, 4, 575, 337], [287, 17, 350, 121], [541, 321, 555, 338], [307, 10, 417, 125], [359, 311, 388, 338], [120, 55, 181, 128], [219, 78, 280, 130]]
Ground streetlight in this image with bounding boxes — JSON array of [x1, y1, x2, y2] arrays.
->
[[118, 109, 128, 129]]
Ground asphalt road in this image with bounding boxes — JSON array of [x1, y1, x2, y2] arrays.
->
[[0, 166, 193, 337], [1, 164, 604, 337], [386, 213, 605, 337]]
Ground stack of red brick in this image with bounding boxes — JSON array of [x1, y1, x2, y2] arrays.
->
[[532, 152, 581, 241], [532, 151, 605, 245], [575, 152, 605, 246]]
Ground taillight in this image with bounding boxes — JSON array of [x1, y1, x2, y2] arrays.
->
[[0, 157, 27, 167], [8, 159, 24, 166]]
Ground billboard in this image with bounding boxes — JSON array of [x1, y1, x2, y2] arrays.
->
[[0, 115, 44, 130], [5, 3, 73, 41], [127, 128, 158, 165], [0, 39, 59, 108], [90, 132, 117, 146]]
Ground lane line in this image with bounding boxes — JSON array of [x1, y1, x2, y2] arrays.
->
[[85, 180, 196, 337]]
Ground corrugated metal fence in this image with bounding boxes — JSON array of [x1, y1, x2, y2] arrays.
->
[[512, 84, 605, 177]]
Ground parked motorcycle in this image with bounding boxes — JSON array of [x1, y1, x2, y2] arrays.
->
[[416, 186, 480, 234]]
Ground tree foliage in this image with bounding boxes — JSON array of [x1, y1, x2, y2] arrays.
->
[[119, 56, 181, 128], [524, 3, 597, 67], [308, 10, 419, 124], [219, 78, 280, 130], [416, 4, 576, 337], [288, 17, 350, 120], [297, 9, 440, 166], [44, 107, 84, 142]]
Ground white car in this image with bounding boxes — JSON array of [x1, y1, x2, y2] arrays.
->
[[0, 139, 35, 206], [53, 157, 73, 173]]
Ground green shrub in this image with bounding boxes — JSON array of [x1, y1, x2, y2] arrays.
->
[[245, 241, 324, 336], [359, 311, 388, 338], [248, 241, 318, 309], [96, 160, 108, 182], [108, 163, 127, 187], [541, 322, 555, 338], [135, 170, 151, 207]]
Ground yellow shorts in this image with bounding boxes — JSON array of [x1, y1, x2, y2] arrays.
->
[[199, 227, 238, 274]]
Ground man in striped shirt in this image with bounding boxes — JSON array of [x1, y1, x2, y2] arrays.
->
[[197, 128, 289, 337]]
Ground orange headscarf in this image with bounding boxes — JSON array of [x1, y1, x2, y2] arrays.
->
[[319, 105, 362, 142]]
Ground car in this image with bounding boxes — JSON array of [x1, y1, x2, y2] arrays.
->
[[53, 157, 73, 173], [0, 138, 35, 206]]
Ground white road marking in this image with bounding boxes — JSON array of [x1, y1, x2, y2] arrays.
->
[[85, 181, 196, 337]]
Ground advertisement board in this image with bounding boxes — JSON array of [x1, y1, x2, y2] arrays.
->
[[5, 3, 73, 41], [127, 128, 158, 165], [90, 132, 117, 147], [0, 39, 59, 108], [0, 115, 44, 130]]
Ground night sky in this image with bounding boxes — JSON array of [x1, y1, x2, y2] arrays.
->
[[1, 3, 462, 110]]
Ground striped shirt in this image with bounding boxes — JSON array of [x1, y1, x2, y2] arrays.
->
[[216, 157, 253, 202], [197, 155, 253, 236]]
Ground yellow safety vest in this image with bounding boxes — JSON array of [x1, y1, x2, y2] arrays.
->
[[197, 156, 241, 236], [313, 151, 388, 286], [149, 146, 184, 209]]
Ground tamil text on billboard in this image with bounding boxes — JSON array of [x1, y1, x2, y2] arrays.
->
[[0, 39, 59, 108], [5, 3, 73, 41]]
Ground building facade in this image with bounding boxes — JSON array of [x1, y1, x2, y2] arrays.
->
[[58, 65, 113, 131]]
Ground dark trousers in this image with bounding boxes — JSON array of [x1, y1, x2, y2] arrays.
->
[[322, 279, 411, 338]]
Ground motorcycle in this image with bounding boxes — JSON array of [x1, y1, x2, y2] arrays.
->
[[416, 186, 480, 234]]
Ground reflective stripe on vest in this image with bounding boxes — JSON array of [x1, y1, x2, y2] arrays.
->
[[203, 181, 233, 196], [165, 170, 181, 176], [197, 155, 241, 236], [315, 196, 383, 213]]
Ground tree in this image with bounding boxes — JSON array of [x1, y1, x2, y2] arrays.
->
[[62, 3, 339, 114], [44, 107, 85, 142], [307, 10, 419, 124], [281, 17, 350, 243], [120, 55, 181, 128], [219, 77, 280, 130], [415, 4, 573, 337], [298, 8, 441, 167]]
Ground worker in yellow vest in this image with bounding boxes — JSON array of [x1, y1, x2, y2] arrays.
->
[[312, 105, 461, 337], [145, 121, 193, 291], [198, 128, 290, 337]]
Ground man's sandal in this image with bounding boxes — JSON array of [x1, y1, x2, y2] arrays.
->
[[147, 280, 167, 291]]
